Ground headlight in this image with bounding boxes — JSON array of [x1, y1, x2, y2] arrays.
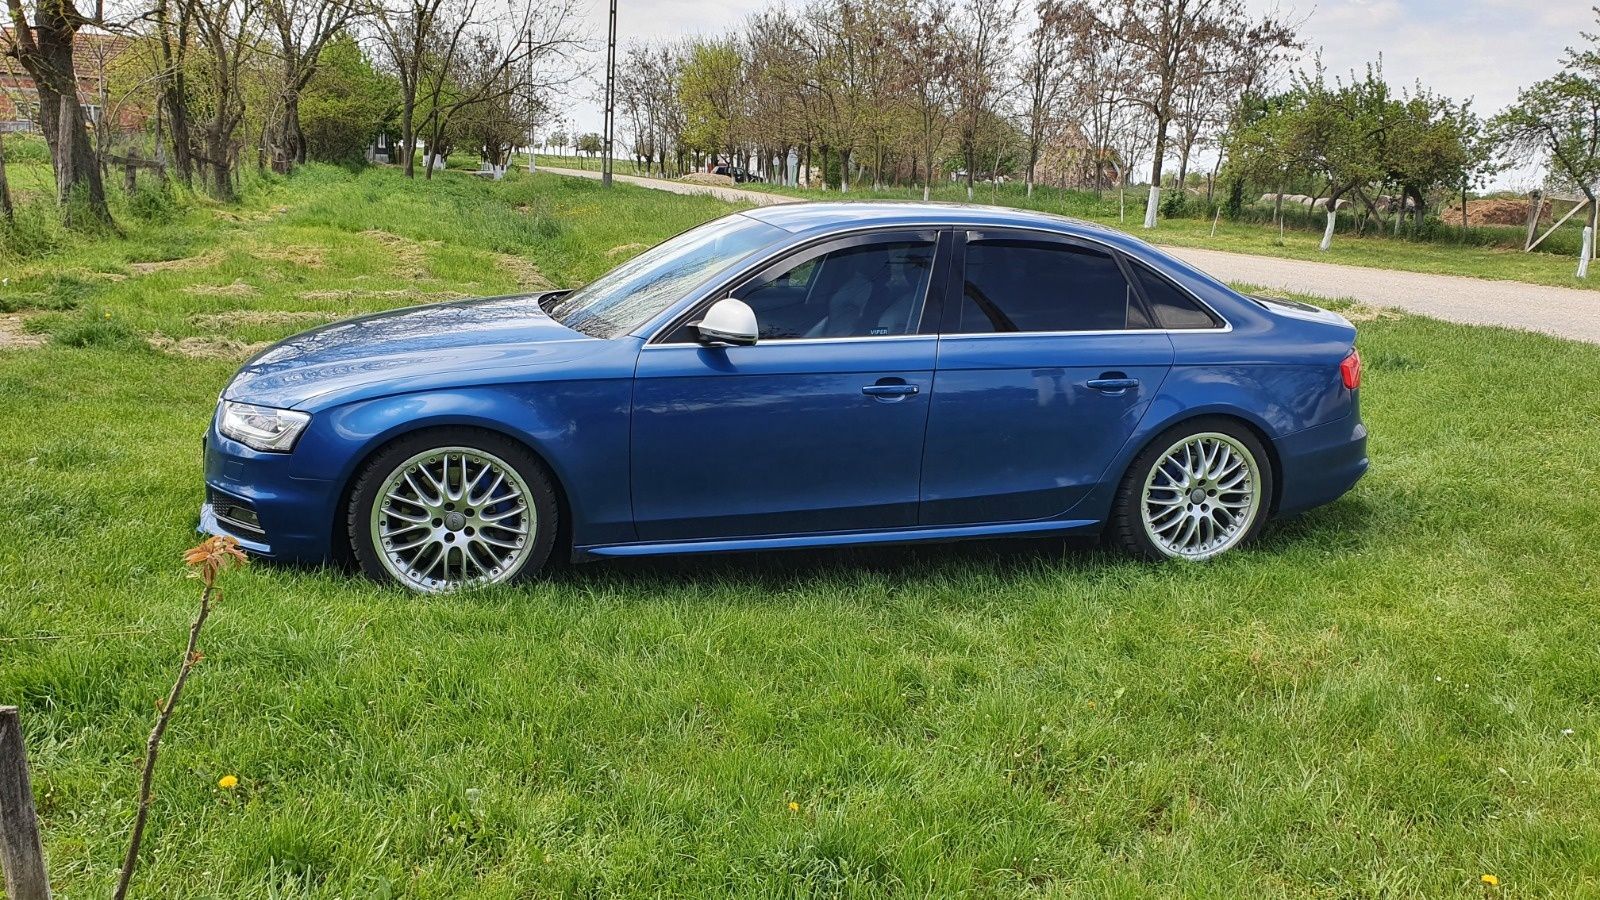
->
[[217, 401, 311, 453]]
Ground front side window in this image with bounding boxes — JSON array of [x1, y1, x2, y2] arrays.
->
[[954, 239, 1142, 334], [738, 239, 937, 340], [545, 213, 786, 339]]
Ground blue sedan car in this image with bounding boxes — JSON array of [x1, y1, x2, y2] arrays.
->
[[203, 203, 1367, 592]]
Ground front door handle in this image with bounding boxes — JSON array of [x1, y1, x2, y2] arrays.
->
[[1086, 377, 1140, 393], [862, 381, 919, 398]]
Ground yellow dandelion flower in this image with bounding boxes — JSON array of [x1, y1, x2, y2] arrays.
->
[[218, 775, 239, 790], [1481, 874, 1499, 887], [787, 801, 800, 812]]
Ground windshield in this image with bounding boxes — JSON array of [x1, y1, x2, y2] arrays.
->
[[546, 214, 787, 338]]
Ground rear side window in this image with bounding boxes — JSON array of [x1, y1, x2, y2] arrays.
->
[[1132, 261, 1222, 330], [954, 240, 1141, 333]]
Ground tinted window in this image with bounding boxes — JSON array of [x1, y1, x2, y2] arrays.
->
[[955, 240, 1140, 333], [1132, 262, 1222, 329], [740, 240, 936, 340]]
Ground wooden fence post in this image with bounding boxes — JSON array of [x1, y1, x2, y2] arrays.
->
[[0, 707, 51, 900]]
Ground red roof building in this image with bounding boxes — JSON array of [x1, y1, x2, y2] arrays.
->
[[1, 28, 145, 133]]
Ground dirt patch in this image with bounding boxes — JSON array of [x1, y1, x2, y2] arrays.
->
[[360, 229, 439, 280], [183, 281, 260, 298], [128, 250, 223, 275], [0, 315, 48, 350], [296, 288, 467, 302], [606, 242, 647, 258], [493, 254, 554, 289], [679, 172, 735, 187], [148, 334, 269, 360], [189, 310, 339, 330]]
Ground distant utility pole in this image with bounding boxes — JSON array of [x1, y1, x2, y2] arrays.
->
[[601, 0, 617, 188]]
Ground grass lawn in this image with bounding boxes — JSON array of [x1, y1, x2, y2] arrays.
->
[[4, 165, 1600, 897], [532, 154, 1600, 294]]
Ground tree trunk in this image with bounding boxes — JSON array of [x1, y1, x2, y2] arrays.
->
[[1320, 210, 1337, 251], [400, 101, 417, 178], [6, 0, 112, 225], [0, 132, 12, 223], [1144, 120, 1167, 229]]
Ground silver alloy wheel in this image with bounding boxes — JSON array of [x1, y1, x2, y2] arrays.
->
[[370, 446, 536, 592], [1140, 432, 1261, 560]]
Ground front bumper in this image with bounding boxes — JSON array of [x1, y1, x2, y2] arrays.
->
[[200, 427, 341, 563]]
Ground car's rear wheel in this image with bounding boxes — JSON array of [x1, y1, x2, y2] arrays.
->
[[1110, 418, 1273, 561], [348, 430, 559, 592]]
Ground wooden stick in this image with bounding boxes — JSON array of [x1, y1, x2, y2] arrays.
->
[[111, 586, 215, 900], [0, 706, 51, 900]]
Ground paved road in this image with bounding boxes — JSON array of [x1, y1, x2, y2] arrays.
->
[[542, 166, 1600, 344]]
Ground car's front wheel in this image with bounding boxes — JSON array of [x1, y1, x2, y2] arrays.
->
[[1110, 418, 1273, 561], [347, 429, 559, 592]]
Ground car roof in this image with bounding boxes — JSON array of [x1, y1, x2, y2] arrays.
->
[[743, 201, 1135, 246]]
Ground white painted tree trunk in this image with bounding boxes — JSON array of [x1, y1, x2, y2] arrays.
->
[[1143, 186, 1160, 229], [1579, 226, 1593, 279], [1320, 211, 1337, 251]]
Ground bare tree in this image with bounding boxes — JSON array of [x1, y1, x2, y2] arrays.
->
[[950, 0, 1018, 199], [891, 0, 956, 199], [187, 0, 261, 198], [1016, 0, 1069, 197], [1115, 0, 1295, 227], [262, 0, 360, 172], [374, 0, 581, 178], [1061, 1, 1135, 194], [146, 0, 197, 185]]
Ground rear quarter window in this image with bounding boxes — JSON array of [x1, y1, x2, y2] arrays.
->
[[1132, 262, 1223, 330]]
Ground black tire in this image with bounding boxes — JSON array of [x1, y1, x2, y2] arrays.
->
[[346, 428, 560, 591], [1108, 416, 1274, 561]]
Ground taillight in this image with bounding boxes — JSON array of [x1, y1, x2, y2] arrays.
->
[[1340, 349, 1362, 390]]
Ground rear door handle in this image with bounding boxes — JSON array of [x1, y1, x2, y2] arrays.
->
[[1086, 377, 1140, 393], [862, 382, 919, 398]]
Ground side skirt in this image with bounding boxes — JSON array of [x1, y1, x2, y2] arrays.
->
[[575, 518, 1100, 560]]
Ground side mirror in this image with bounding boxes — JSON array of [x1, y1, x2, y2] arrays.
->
[[692, 298, 759, 347]]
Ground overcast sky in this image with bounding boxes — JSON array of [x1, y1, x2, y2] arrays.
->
[[555, 0, 1594, 188]]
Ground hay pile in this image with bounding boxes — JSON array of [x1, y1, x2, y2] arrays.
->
[[1441, 198, 1551, 228], [679, 172, 736, 187]]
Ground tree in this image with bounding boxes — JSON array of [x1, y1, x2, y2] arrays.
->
[[950, 0, 1018, 200], [3, 0, 112, 224], [1016, 0, 1069, 197], [678, 37, 742, 165], [262, 0, 360, 172], [1114, 0, 1292, 228], [890, 0, 956, 199], [1491, 11, 1600, 209], [1061, 1, 1136, 195], [188, 0, 261, 199], [149, 0, 197, 186], [300, 32, 397, 164]]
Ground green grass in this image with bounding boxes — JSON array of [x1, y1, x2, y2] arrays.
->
[[5, 165, 1600, 897], [530, 153, 1599, 294]]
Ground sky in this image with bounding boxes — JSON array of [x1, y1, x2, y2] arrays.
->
[[554, 0, 1595, 189]]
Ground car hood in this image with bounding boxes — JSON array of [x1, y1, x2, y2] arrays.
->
[[224, 293, 602, 410]]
